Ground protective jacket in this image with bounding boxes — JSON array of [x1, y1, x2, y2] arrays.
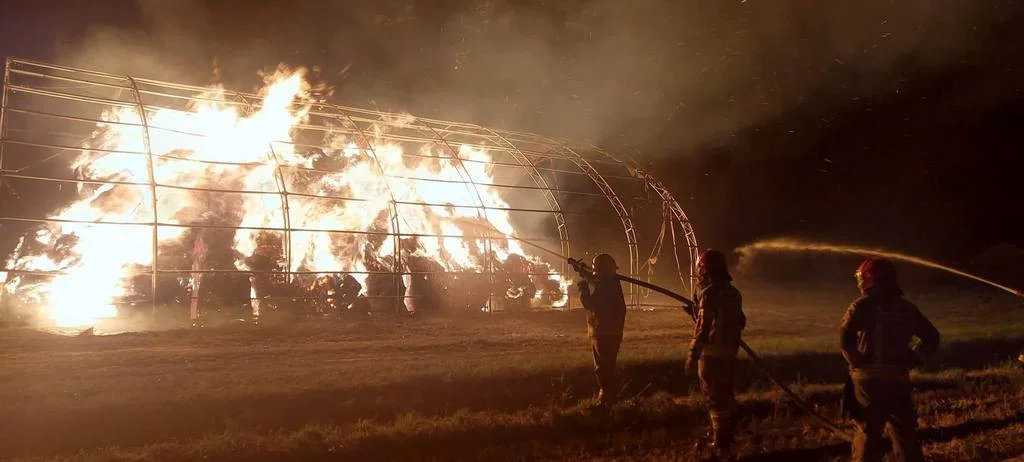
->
[[839, 287, 940, 381], [690, 282, 745, 358], [579, 276, 626, 338]]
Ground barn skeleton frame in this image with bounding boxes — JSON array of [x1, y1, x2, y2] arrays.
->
[[0, 57, 699, 318]]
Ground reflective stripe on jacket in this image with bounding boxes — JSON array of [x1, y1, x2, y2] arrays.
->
[[839, 289, 939, 375]]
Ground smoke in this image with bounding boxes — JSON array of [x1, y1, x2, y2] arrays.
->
[[38, 0, 1002, 157], [355, 0, 996, 153], [52, 0, 215, 85]]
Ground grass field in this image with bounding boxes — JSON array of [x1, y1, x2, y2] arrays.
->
[[2, 282, 1023, 461]]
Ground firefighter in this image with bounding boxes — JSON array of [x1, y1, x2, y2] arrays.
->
[[686, 249, 745, 462], [577, 253, 627, 408], [840, 258, 940, 462]]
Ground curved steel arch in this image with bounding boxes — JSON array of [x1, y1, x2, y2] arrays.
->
[[628, 167, 700, 297], [413, 119, 499, 310], [335, 110, 407, 311], [527, 135, 641, 307], [473, 125, 572, 287], [584, 143, 700, 298], [124, 75, 159, 316], [0, 57, 700, 321], [234, 92, 294, 277]]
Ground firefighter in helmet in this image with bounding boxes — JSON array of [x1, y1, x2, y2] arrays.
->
[[577, 253, 627, 408], [840, 258, 940, 462], [686, 249, 745, 462]]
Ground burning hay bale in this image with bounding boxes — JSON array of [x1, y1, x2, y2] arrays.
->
[[404, 254, 447, 313], [0, 58, 699, 329], [500, 254, 537, 311]]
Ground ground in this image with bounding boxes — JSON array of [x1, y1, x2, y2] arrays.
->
[[1, 283, 1023, 461]]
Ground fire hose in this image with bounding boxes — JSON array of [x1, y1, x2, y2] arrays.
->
[[462, 220, 850, 438], [460, 220, 851, 438], [565, 257, 851, 439]]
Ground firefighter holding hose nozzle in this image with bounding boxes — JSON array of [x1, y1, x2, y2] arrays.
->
[[686, 249, 745, 462], [574, 253, 627, 409], [840, 258, 940, 462]]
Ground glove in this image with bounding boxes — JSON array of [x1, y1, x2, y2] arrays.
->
[[568, 258, 586, 276]]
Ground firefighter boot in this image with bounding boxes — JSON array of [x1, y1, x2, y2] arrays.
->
[[586, 389, 609, 411], [709, 411, 737, 462], [597, 384, 619, 407], [693, 429, 713, 460]]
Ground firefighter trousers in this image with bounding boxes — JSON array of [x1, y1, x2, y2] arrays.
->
[[850, 378, 923, 462], [591, 334, 622, 404], [698, 355, 738, 454]]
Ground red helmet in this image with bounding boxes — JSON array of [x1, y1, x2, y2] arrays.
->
[[855, 257, 898, 293], [697, 249, 729, 281]]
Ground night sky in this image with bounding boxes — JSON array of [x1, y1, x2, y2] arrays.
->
[[1, 0, 1022, 266]]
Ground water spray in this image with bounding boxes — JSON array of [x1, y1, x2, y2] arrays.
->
[[467, 221, 851, 438], [736, 238, 1024, 298]]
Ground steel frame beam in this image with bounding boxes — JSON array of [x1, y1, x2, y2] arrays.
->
[[124, 76, 160, 317], [415, 120, 497, 311], [0, 57, 699, 317], [235, 92, 294, 279], [576, 142, 699, 298], [537, 136, 641, 307]]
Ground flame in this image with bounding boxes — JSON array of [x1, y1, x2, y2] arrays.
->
[[4, 67, 569, 326]]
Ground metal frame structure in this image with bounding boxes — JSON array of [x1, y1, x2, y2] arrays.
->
[[0, 57, 699, 320]]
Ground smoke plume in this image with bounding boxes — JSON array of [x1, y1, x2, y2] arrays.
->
[[42, 0, 1003, 156]]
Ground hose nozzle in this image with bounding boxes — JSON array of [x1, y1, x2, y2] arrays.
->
[[567, 257, 593, 278]]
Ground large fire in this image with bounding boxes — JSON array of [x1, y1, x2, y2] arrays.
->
[[2, 67, 569, 327]]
